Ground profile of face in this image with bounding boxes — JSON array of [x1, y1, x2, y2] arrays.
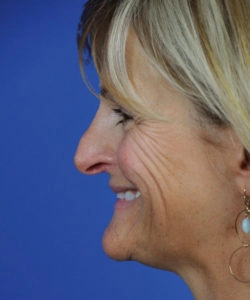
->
[[74, 33, 243, 274]]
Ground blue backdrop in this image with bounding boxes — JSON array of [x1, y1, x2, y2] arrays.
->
[[1, 1, 193, 299]]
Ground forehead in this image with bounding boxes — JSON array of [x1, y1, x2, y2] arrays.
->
[[125, 33, 186, 113], [99, 30, 192, 121]]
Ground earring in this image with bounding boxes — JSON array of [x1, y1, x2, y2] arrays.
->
[[229, 188, 250, 283]]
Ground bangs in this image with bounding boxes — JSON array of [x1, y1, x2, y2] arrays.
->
[[77, 0, 250, 148], [77, 0, 160, 118]]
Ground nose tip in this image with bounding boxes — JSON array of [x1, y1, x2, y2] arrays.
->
[[74, 131, 115, 175], [74, 101, 119, 175], [74, 147, 113, 175]]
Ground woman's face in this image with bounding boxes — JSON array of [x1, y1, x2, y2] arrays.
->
[[75, 34, 239, 271]]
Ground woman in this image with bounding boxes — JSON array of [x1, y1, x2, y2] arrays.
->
[[74, 0, 250, 299]]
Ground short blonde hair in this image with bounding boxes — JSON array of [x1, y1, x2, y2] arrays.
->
[[77, 0, 250, 150]]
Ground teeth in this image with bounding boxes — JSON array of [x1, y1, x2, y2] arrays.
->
[[117, 192, 125, 199], [125, 191, 135, 201], [117, 190, 141, 201]]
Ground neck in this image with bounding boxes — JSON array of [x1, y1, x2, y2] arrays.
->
[[178, 244, 250, 300]]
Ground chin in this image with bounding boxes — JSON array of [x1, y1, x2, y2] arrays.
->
[[101, 196, 143, 261], [102, 226, 131, 261]]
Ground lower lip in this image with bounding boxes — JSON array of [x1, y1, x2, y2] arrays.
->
[[114, 198, 137, 210]]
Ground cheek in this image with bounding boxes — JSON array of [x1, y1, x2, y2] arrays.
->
[[118, 129, 161, 189], [116, 128, 196, 260], [116, 128, 178, 216], [117, 126, 187, 194], [116, 125, 217, 228]]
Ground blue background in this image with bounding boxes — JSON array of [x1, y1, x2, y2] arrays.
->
[[1, 1, 193, 299]]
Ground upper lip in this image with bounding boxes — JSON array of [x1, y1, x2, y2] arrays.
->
[[109, 185, 138, 194]]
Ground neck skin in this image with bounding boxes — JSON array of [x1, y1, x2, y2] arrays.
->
[[177, 234, 250, 300]]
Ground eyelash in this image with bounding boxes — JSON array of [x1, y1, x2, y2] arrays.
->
[[112, 108, 133, 126]]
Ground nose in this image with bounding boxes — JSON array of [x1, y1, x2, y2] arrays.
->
[[74, 105, 117, 175]]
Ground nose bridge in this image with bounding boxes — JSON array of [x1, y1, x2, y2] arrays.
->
[[74, 107, 117, 175]]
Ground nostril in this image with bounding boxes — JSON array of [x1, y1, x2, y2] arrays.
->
[[86, 162, 108, 175], [74, 150, 114, 175]]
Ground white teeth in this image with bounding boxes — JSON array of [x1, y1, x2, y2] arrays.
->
[[117, 190, 141, 201], [117, 192, 125, 199], [125, 191, 135, 201]]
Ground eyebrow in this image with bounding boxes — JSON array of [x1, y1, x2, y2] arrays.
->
[[100, 87, 116, 103], [100, 87, 107, 97], [100, 87, 109, 97], [100, 86, 134, 115], [100, 86, 129, 111]]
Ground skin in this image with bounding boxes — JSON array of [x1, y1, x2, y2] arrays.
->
[[75, 33, 250, 299]]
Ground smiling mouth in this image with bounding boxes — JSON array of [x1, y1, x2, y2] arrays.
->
[[116, 190, 141, 201]]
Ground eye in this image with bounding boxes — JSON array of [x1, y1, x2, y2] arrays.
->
[[112, 108, 133, 126]]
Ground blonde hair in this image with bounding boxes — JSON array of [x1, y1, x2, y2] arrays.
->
[[77, 0, 250, 150]]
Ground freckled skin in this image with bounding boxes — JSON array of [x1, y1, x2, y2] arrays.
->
[[75, 33, 250, 299]]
